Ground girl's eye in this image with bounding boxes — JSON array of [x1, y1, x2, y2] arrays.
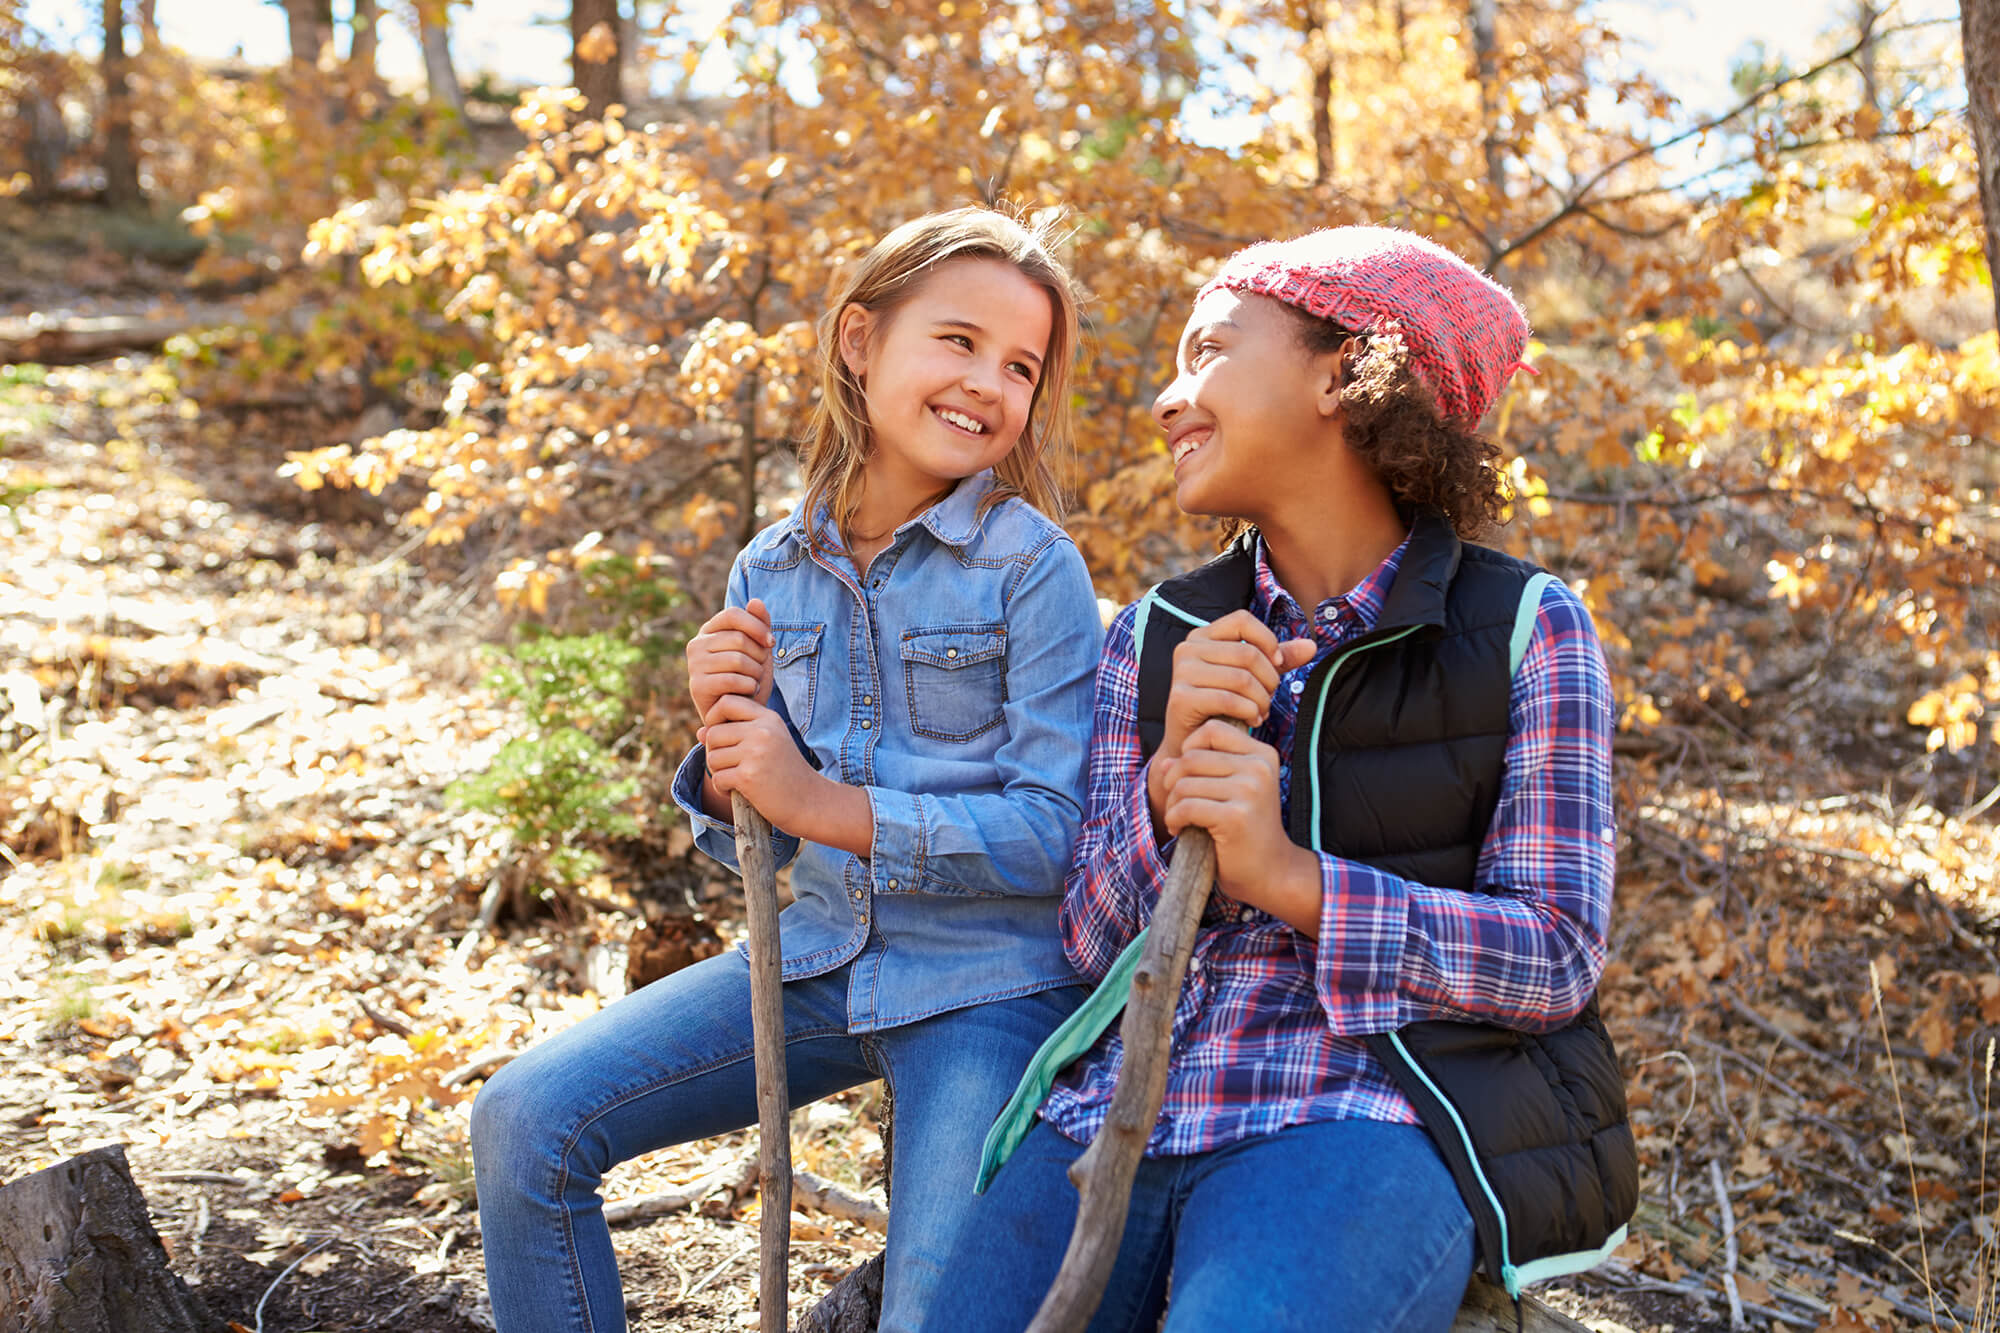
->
[[1008, 361, 1037, 382], [945, 334, 973, 349]]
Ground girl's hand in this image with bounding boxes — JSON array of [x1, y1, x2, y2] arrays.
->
[[1158, 719, 1321, 935], [1147, 611, 1314, 828], [700, 692, 822, 833], [688, 598, 773, 725]]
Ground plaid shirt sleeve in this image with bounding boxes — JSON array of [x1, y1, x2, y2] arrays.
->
[[1297, 577, 1616, 1036], [1058, 601, 1178, 983]]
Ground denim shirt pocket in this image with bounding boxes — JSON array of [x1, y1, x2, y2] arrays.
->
[[901, 623, 1008, 742], [771, 623, 825, 731]]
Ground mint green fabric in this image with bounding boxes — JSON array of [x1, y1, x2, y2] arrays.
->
[[976, 929, 1151, 1191]]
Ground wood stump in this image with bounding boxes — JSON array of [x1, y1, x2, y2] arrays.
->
[[0, 1144, 222, 1333]]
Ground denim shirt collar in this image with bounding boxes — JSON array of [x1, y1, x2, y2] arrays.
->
[[780, 471, 1000, 553]]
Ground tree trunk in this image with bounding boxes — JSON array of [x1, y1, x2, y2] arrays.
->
[[283, 0, 334, 70], [135, 0, 156, 49], [351, 0, 382, 88], [1966, 0, 2000, 333], [0, 1144, 224, 1333], [100, 0, 141, 208], [415, 0, 465, 118], [25, 89, 68, 201], [572, 0, 624, 121], [1855, 0, 1881, 120], [1302, 0, 1334, 187], [1470, 0, 1504, 196]]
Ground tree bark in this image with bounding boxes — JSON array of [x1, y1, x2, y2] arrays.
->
[[350, 0, 383, 89], [416, 0, 466, 119], [283, 0, 334, 70], [135, 0, 156, 50], [100, 0, 141, 208], [1855, 0, 1881, 119], [1302, 0, 1334, 187], [1966, 0, 2000, 333], [572, 0, 624, 121], [25, 89, 68, 202], [1470, 0, 1504, 196], [0, 1144, 224, 1333]]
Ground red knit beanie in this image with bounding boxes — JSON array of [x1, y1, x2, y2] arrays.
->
[[1196, 226, 1531, 426]]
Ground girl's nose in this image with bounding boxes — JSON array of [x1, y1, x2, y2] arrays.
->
[[1153, 379, 1186, 427]]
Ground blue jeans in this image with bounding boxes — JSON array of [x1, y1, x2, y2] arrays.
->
[[918, 1118, 1475, 1333], [471, 949, 1083, 1333]]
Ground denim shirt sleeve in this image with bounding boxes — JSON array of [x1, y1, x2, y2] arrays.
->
[[865, 534, 1100, 898], [669, 550, 803, 876]]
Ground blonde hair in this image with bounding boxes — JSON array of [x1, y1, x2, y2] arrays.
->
[[798, 207, 1081, 551]]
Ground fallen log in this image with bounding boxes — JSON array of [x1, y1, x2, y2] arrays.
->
[[0, 1143, 223, 1333], [0, 309, 225, 365]]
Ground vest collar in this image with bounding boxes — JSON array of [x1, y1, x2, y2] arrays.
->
[[1153, 511, 1461, 634], [1374, 510, 1463, 634]]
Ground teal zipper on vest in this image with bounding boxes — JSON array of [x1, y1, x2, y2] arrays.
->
[[1386, 1030, 1520, 1296], [1303, 624, 1424, 846]]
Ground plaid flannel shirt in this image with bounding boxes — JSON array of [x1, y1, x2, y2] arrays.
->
[[1038, 536, 1617, 1156]]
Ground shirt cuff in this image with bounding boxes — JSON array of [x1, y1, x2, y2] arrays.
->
[[672, 745, 799, 873], [864, 786, 927, 894], [1299, 855, 1412, 1035]]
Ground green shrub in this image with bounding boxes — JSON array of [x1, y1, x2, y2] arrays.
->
[[448, 631, 644, 894]]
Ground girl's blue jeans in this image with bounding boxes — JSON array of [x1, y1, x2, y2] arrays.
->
[[917, 1117, 1475, 1333], [470, 948, 1084, 1333]]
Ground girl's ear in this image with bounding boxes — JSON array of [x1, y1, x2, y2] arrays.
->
[[836, 304, 874, 380], [1314, 334, 1364, 420]]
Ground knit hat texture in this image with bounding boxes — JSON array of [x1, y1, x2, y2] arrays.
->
[[1196, 226, 1531, 425]]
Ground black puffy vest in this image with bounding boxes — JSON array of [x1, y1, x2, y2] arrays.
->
[[1134, 513, 1638, 1295]]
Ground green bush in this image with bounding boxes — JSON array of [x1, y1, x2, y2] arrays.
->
[[448, 631, 645, 894]]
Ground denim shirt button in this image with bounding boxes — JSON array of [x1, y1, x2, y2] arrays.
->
[[887, 878, 898, 889], [862, 694, 872, 705], [861, 719, 872, 730]]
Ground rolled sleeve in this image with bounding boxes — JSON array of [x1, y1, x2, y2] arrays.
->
[[671, 744, 800, 875], [1297, 858, 1411, 1034]]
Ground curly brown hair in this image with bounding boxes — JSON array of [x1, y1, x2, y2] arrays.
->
[[1221, 305, 1508, 546]]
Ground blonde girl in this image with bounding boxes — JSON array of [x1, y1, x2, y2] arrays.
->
[[472, 208, 1103, 1333]]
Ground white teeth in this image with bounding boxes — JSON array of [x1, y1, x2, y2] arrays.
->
[[1173, 432, 1209, 464], [937, 408, 986, 434]]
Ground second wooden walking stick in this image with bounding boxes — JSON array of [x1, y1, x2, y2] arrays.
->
[[1025, 823, 1219, 1333], [732, 791, 790, 1333]]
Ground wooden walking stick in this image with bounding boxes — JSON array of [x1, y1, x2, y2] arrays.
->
[[732, 792, 791, 1333], [1025, 824, 1219, 1333]]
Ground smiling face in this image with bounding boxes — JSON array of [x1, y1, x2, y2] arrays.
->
[[1152, 286, 1344, 525], [838, 256, 1054, 511]]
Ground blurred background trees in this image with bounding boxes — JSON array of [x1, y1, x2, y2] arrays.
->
[[2, 0, 1995, 825]]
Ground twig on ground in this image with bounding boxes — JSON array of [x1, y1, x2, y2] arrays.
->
[[254, 1237, 336, 1333], [442, 1049, 517, 1088], [356, 996, 413, 1037], [792, 1169, 888, 1232], [604, 1153, 758, 1226], [684, 1237, 759, 1301], [158, 1170, 252, 1185], [1709, 1158, 1745, 1330]]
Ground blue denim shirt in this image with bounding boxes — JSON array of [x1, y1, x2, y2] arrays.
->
[[672, 472, 1101, 1031]]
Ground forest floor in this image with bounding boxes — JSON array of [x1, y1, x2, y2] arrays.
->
[[7, 233, 2000, 1333]]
